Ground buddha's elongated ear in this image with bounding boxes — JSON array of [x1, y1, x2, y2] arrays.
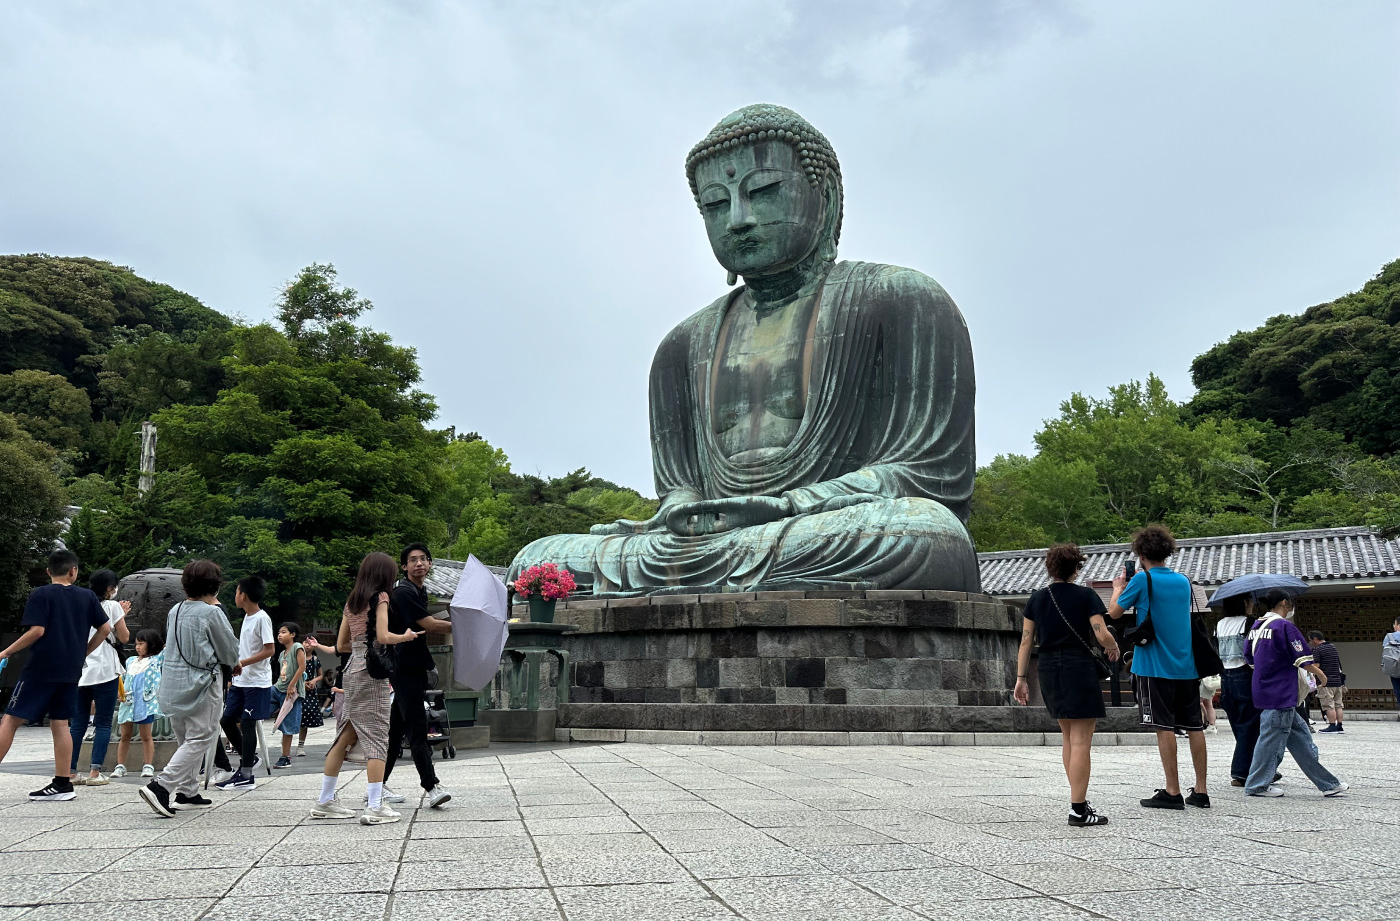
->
[[817, 173, 843, 265]]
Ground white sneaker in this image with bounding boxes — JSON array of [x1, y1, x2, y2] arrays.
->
[[359, 804, 401, 825], [211, 770, 235, 785], [364, 786, 408, 806], [1205, 725, 1218, 734], [141, 764, 155, 778], [427, 785, 452, 809], [311, 798, 357, 820], [1323, 782, 1349, 797], [69, 775, 86, 786], [1252, 785, 1286, 797], [111, 765, 128, 778], [85, 773, 110, 786], [83, 726, 96, 742], [296, 747, 306, 758]]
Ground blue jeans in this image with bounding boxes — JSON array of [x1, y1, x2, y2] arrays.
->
[[1391, 677, 1400, 710], [69, 678, 119, 772], [1245, 707, 1341, 794], [1219, 667, 1260, 781]]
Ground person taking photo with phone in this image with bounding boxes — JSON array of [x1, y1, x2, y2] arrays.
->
[[1106, 525, 1211, 811]]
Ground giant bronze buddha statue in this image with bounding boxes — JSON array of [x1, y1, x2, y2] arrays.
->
[[509, 104, 980, 595]]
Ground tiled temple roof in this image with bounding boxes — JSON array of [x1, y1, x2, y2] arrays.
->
[[423, 557, 509, 599], [978, 526, 1400, 597]]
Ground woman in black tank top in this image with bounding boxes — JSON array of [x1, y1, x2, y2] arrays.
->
[[1013, 543, 1121, 827]]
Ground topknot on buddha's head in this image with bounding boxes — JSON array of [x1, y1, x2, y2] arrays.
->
[[685, 104, 842, 198]]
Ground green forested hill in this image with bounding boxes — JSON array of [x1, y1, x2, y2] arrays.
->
[[970, 258, 1400, 551], [1189, 259, 1400, 455]]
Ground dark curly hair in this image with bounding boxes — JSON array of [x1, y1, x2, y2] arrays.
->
[[1130, 525, 1176, 562], [1045, 543, 1087, 582]]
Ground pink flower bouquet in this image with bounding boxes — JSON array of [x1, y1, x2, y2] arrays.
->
[[513, 563, 576, 601]]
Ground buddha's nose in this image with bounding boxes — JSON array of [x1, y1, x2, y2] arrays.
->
[[727, 200, 757, 233]]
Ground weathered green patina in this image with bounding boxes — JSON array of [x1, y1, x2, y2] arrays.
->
[[509, 104, 979, 595]]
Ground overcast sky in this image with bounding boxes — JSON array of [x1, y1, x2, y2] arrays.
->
[[3, 1, 1396, 494]]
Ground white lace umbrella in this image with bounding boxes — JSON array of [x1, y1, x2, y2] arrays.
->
[[447, 555, 509, 691]]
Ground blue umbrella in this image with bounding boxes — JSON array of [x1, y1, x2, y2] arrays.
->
[[1207, 574, 1310, 607]]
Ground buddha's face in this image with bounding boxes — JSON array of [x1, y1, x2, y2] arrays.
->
[[694, 141, 826, 278]]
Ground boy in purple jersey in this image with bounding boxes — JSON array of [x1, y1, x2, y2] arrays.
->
[[1243, 588, 1346, 797]]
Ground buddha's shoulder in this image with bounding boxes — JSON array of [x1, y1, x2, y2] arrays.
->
[[657, 291, 736, 352], [837, 261, 957, 308]]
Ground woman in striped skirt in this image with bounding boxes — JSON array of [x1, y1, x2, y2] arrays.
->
[[305, 552, 423, 825]]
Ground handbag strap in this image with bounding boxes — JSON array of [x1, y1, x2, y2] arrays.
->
[[1143, 568, 1154, 622], [1045, 584, 1105, 660]]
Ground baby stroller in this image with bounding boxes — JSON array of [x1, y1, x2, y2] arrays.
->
[[424, 689, 457, 759]]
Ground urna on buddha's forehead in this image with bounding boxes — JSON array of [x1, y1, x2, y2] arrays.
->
[[685, 103, 842, 200]]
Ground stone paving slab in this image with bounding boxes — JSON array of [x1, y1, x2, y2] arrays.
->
[[0, 722, 1395, 919]]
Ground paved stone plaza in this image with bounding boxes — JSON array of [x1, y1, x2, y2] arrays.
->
[[0, 722, 1395, 920]]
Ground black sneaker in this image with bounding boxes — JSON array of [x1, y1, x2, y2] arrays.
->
[[1068, 805, 1109, 827], [215, 770, 255, 791], [174, 792, 214, 809], [139, 780, 175, 818], [1185, 788, 1210, 808], [28, 778, 76, 802], [1140, 789, 1185, 810]]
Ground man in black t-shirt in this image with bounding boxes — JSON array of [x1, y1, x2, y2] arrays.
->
[[0, 549, 111, 802], [383, 543, 454, 808]]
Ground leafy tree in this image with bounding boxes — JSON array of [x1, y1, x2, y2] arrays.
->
[[969, 376, 1259, 549], [1190, 258, 1400, 454], [0, 412, 65, 628], [141, 265, 447, 619], [0, 369, 92, 450], [968, 454, 1053, 552]]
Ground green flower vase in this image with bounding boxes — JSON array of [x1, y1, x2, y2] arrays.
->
[[528, 596, 557, 623]]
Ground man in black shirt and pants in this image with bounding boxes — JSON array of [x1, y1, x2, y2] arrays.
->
[[385, 543, 454, 808]]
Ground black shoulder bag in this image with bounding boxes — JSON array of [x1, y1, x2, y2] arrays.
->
[[363, 594, 397, 681], [1190, 610, 1225, 679], [1045, 584, 1113, 679], [1121, 570, 1156, 648]]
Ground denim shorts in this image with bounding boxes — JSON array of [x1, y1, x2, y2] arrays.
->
[[270, 688, 302, 736]]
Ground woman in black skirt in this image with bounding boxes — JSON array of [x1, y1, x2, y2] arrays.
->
[[1013, 543, 1121, 826]]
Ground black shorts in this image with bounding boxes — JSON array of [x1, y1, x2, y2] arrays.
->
[[1135, 675, 1205, 732], [1038, 649, 1107, 720], [5, 679, 79, 723], [224, 684, 273, 721]]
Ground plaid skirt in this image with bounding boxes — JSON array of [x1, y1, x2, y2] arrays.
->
[[333, 654, 391, 761]]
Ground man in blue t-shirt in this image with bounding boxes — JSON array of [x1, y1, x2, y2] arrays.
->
[[1106, 525, 1210, 811], [0, 548, 112, 802]]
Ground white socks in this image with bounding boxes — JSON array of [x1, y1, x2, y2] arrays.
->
[[319, 775, 338, 805], [367, 781, 384, 809]]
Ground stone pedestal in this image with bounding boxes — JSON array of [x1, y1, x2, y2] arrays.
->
[[79, 738, 179, 772], [483, 708, 557, 743], [449, 725, 492, 750], [512, 591, 1124, 736]]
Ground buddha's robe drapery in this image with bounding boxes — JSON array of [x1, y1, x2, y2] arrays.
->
[[509, 261, 980, 595]]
